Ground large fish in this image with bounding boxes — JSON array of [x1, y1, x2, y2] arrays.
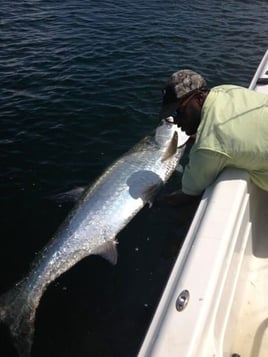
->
[[0, 118, 188, 357]]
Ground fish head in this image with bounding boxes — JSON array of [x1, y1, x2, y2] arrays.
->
[[155, 117, 176, 147], [155, 117, 189, 162], [155, 117, 189, 148]]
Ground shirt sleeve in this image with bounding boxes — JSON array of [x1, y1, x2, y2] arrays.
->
[[182, 149, 229, 195]]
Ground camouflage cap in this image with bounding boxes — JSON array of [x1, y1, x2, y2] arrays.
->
[[159, 69, 207, 119]]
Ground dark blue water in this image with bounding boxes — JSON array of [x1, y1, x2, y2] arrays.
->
[[1, 1, 268, 356]]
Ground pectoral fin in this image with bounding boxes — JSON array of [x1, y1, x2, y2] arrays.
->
[[92, 240, 118, 265], [161, 131, 178, 162]]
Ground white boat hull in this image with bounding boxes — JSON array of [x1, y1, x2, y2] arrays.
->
[[139, 49, 268, 357]]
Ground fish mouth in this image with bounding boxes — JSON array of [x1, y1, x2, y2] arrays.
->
[[165, 116, 174, 124], [159, 117, 174, 127]]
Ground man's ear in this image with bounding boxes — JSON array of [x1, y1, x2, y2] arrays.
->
[[197, 90, 208, 106]]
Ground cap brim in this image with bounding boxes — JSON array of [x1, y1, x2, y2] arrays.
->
[[159, 101, 180, 120]]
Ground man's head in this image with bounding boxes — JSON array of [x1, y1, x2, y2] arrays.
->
[[160, 69, 207, 118], [160, 70, 208, 135]]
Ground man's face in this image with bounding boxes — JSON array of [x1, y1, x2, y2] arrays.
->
[[173, 94, 202, 136]]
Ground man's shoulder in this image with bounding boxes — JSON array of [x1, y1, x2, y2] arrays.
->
[[210, 84, 268, 104], [211, 84, 246, 94]]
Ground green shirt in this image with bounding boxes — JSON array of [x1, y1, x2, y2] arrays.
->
[[182, 85, 268, 195]]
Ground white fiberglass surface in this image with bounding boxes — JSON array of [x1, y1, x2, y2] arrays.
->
[[230, 188, 268, 357]]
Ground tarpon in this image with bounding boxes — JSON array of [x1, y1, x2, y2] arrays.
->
[[0, 118, 188, 357]]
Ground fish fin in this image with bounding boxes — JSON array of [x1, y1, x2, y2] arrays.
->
[[0, 279, 37, 357], [47, 186, 86, 203], [93, 240, 118, 265], [161, 131, 178, 162]]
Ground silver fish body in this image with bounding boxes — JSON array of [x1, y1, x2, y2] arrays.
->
[[0, 119, 186, 356]]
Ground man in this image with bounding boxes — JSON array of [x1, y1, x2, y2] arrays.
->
[[159, 69, 268, 206]]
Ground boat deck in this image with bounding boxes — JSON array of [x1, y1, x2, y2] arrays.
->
[[231, 188, 268, 357]]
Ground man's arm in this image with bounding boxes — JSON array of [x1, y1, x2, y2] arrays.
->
[[182, 149, 229, 195], [156, 149, 229, 207]]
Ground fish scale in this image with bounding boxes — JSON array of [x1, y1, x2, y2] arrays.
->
[[0, 118, 187, 357]]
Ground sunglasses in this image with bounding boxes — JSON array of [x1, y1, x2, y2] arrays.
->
[[172, 92, 197, 121]]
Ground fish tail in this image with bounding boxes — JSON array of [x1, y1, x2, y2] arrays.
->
[[0, 280, 37, 357]]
